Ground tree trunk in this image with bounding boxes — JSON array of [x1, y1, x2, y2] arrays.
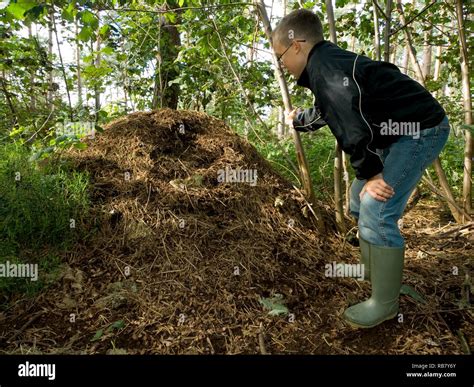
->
[[47, 4, 54, 110], [401, 44, 409, 74], [255, 0, 325, 230], [52, 8, 73, 120], [94, 33, 101, 118], [432, 25, 444, 98], [280, 0, 288, 138], [373, 1, 381, 61], [396, 0, 468, 223], [345, 34, 356, 217], [152, 6, 181, 110], [456, 0, 474, 213], [383, 0, 393, 62], [433, 44, 442, 85], [75, 19, 83, 107], [326, 0, 346, 233], [0, 73, 17, 124], [277, 106, 285, 139], [390, 43, 397, 64], [396, 0, 424, 82], [422, 30, 432, 79], [28, 23, 36, 111], [455, 0, 473, 215]]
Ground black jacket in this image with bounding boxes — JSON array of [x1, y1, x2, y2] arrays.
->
[[293, 40, 446, 180]]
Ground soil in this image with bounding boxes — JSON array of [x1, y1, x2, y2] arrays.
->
[[0, 109, 472, 354]]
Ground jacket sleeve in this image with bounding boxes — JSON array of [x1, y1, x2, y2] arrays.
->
[[318, 69, 384, 180], [292, 105, 327, 132]]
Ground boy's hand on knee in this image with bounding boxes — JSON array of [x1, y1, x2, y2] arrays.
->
[[360, 173, 395, 202]]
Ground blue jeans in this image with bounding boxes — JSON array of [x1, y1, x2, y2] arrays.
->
[[350, 116, 450, 247]]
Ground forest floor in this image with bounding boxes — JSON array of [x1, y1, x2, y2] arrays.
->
[[0, 109, 472, 355]]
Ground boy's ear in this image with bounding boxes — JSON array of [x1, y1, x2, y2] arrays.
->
[[293, 40, 303, 53]]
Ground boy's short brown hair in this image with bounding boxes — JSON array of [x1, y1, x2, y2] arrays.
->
[[272, 9, 324, 47]]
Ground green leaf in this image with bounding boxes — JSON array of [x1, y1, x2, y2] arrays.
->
[[9, 126, 26, 137], [97, 110, 108, 119], [54, 134, 70, 143], [178, 0, 185, 7], [80, 10, 98, 28], [62, 4, 75, 23], [164, 12, 176, 24], [6, 2, 35, 19], [73, 142, 88, 150], [99, 24, 110, 38], [91, 328, 104, 342], [101, 46, 114, 55], [78, 26, 93, 42], [400, 285, 426, 304], [259, 294, 289, 316], [108, 320, 125, 331], [24, 4, 45, 20]]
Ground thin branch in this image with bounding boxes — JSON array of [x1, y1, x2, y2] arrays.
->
[[51, 4, 73, 120], [98, 3, 254, 14], [372, 0, 387, 21], [25, 109, 54, 144], [0, 76, 18, 122], [422, 176, 472, 221], [210, 18, 299, 175], [389, 0, 439, 37]]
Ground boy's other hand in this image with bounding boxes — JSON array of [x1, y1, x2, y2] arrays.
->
[[360, 173, 395, 202], [285, 108, 299, 126]]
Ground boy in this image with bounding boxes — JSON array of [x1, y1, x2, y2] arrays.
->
[[272, 9, 450, 328]]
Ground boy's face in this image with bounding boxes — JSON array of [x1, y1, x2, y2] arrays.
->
[[274, 39, 309, 79]]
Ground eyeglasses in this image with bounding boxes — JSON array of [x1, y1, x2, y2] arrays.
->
[[276, 39, 306, 64]]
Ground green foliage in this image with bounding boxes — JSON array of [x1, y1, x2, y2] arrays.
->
[[436, 134, 465, 197], [0, 142, 90, 298], [91, 319, 126, 342], [0, 142, 90, 296], [0, 142, 90, 250], [259, 294, 289, 316], [0, 0, 470, 224], [0, 252, 62, 299]]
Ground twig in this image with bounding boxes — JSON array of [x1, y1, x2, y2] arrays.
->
[[258, 322, 268, 355], [457, 329, 471, 355], [51, 4, 73, 120], [292, 184, 322, 225], [421, 176, 472, 221], [25, 109, 54, 144], [372, 0, 388, 21], [8, 310, 47, 342], [437, 222, 474, 237], [389, 0, 439, 37]]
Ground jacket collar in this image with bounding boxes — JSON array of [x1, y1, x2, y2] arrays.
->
[[296, 40, 327, 87]]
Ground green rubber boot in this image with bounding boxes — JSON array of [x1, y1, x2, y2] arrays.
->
[[359, 237, 425, 303], [343, 243, 404, 328], [359, 237, 370, 281]]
